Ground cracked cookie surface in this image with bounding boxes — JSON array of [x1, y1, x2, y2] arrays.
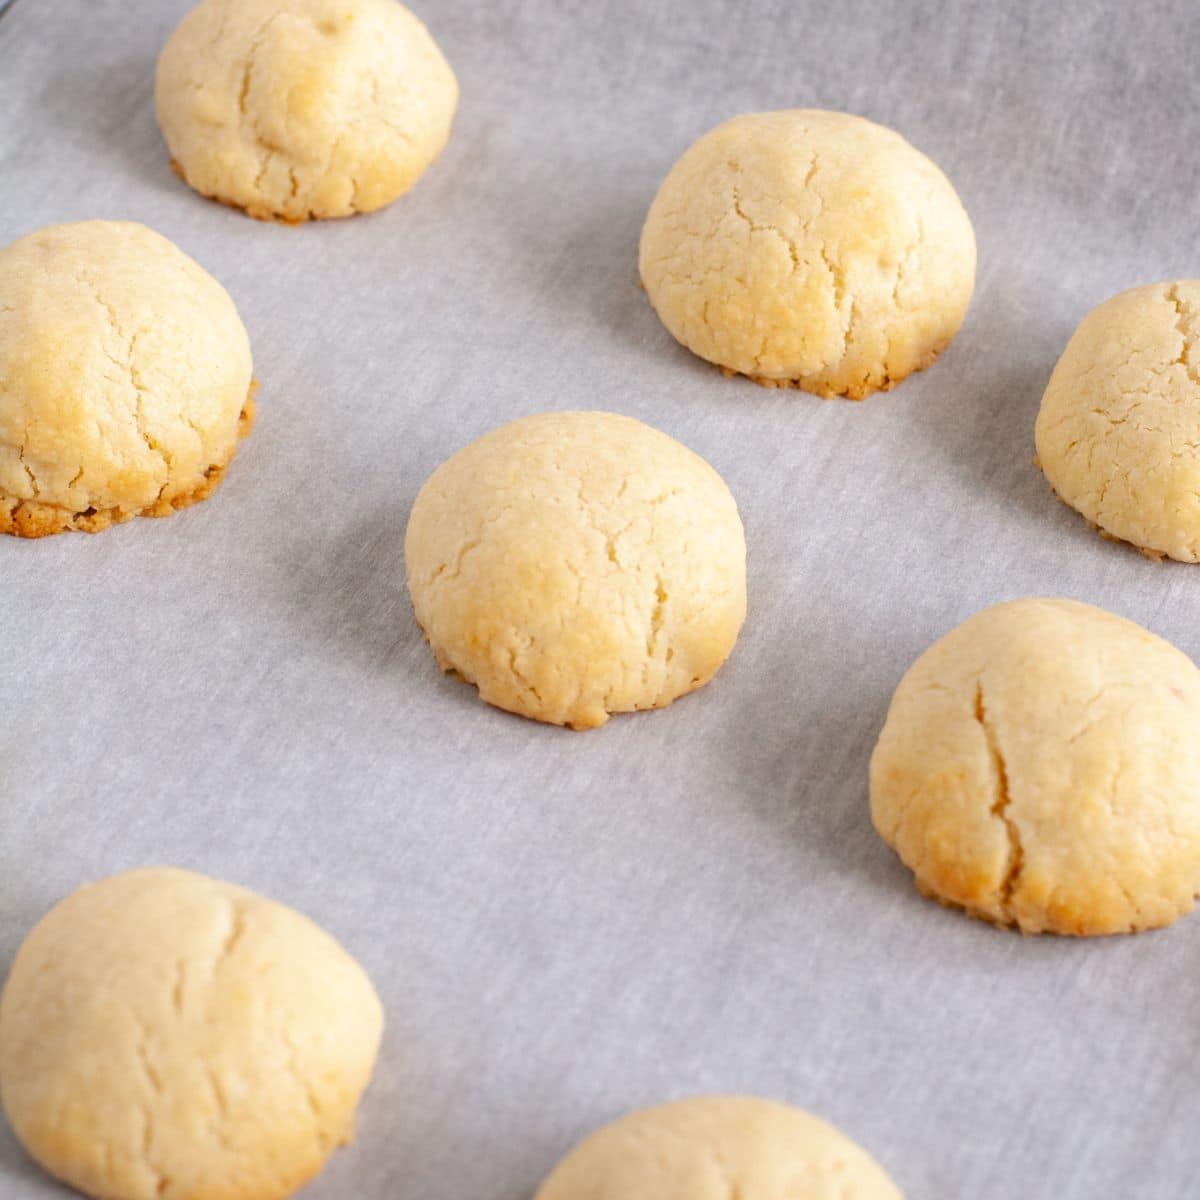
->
[[533, 1096, 902, 1200], [155, 0, 458, 222], [638, 109, 976, 398], [0, 867, 383, 1200], [1035, 280, 1200, 562], [0, 221, 254, 538], [870, 598, 1200, 936], [405, 411, 747, 730]]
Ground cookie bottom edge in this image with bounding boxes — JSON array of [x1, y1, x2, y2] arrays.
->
[[0, 390, 257, 539]]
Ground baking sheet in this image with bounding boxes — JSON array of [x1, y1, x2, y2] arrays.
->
[[3, 0, 1200, 1195]]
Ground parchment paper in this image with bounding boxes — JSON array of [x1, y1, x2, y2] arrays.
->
[[3, 1, 1200, 1195]]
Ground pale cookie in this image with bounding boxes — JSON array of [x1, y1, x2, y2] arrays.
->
[[534, 1096, 902, 1200], [0, 867, 383, 1200], [405, 411, 747, 730], [1035, 281, 1200, 562], [0, 221, 254, 538], [156, 0, 458, 222], [871, 598, 1200, 936], [639, 109, 976, 398]]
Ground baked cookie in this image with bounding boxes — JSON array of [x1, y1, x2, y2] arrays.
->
[[405, 411, 747, 729], [155, 0, 458, 222], [0, 221, 254, 538], [1035, 281, 1200, 562], [639, 109, 975, 398], [534, 1096, 902, 1200], [0, 867, 383, 1200], [870, 598, 1200, 935]]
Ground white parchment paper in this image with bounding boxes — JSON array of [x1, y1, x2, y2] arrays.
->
[[3, 0, 1200, 1195]]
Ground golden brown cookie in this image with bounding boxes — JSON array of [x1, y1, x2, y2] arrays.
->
[[0, 867, 383, 1200], [1036, 281, 1200, 562], [639, 110, 975, 397], [535, 1096, 902, 1200], [871, 598, 1200, 935], [405, 411, 747, 729], [0, 221, 254, 537], [155, 0, 458, 221]]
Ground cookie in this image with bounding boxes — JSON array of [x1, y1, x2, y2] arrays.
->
[[534, 1096, 902, 1200], [156, 0, 458, 222], [870, 598, 1200, 935], [638, 109, 976, 398], [0, 221, 254, 538], [0, 867, 383, 1200], [1035, 281, 1200, 562], [405, 411, 747, 729]]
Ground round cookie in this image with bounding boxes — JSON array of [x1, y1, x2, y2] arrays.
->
[[0, 867, 383, 1200], [870, 598, 1200, 936], [405, 411, 747, 729], [534, 1096, 902, 1200], [156, 0, 458, 222], [1035, 281, 1200, 562], [638, 109, 976, 398], [0, 221, 254, 538]]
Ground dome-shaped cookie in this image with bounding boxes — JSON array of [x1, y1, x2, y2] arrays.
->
[[871, 598, 1200, 935], [534, 1096, 902, 1200], [639, 109, 976, 398], [0, 221, 254, 537], [1035, 281, 1200, 562], [155, 0, 458, 221], [0, 867, 383, 1200], [405, 411, 747, 729]]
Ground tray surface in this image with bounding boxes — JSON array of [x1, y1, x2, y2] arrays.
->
[[2, 1, 1200, 1196]]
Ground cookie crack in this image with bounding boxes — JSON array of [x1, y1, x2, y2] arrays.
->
[[170, 959, 187, 1015], [215, 898, 248, 973], [647, 574, 667, 657], [973, 681, 1023, 919], [802, 148, 821, 190], [820, 242, 851, 351], [78, 271, 173, 494], [647, 486, 684, 508], [134, 1029, 164, 1096], [727, 157, 859, 366], [128, 330, 175, 503], [283, 1031, 331, 1153], [132, 1016, 170, 1197], [16, 429, 40, 496], [890, 206, 928, 312], [1166, 284, 1200, 387], [237, 13, 284, 118], [707, 1143, 743, 1200], [424, 496, 522, 588], [882, 194, 930, 378], [506, 644, 542, 704], [730, 185, 801, 271], [428, 536, 482, 586], [139, 1109, 170, 1198], [205, 1064, 229, 1122], [237, 12, 289, 186]]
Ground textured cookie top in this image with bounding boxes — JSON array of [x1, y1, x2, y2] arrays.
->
[[534, 1096, 902, 1200], [155, 0, 458, 221], [0, 221, 253, 536], [0, 868, 383, 1200], [1035, 281, 1200, 562], [871, 598, 1200, 936], [405, 411, 747, 729], [639, 109, 976, 397]]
